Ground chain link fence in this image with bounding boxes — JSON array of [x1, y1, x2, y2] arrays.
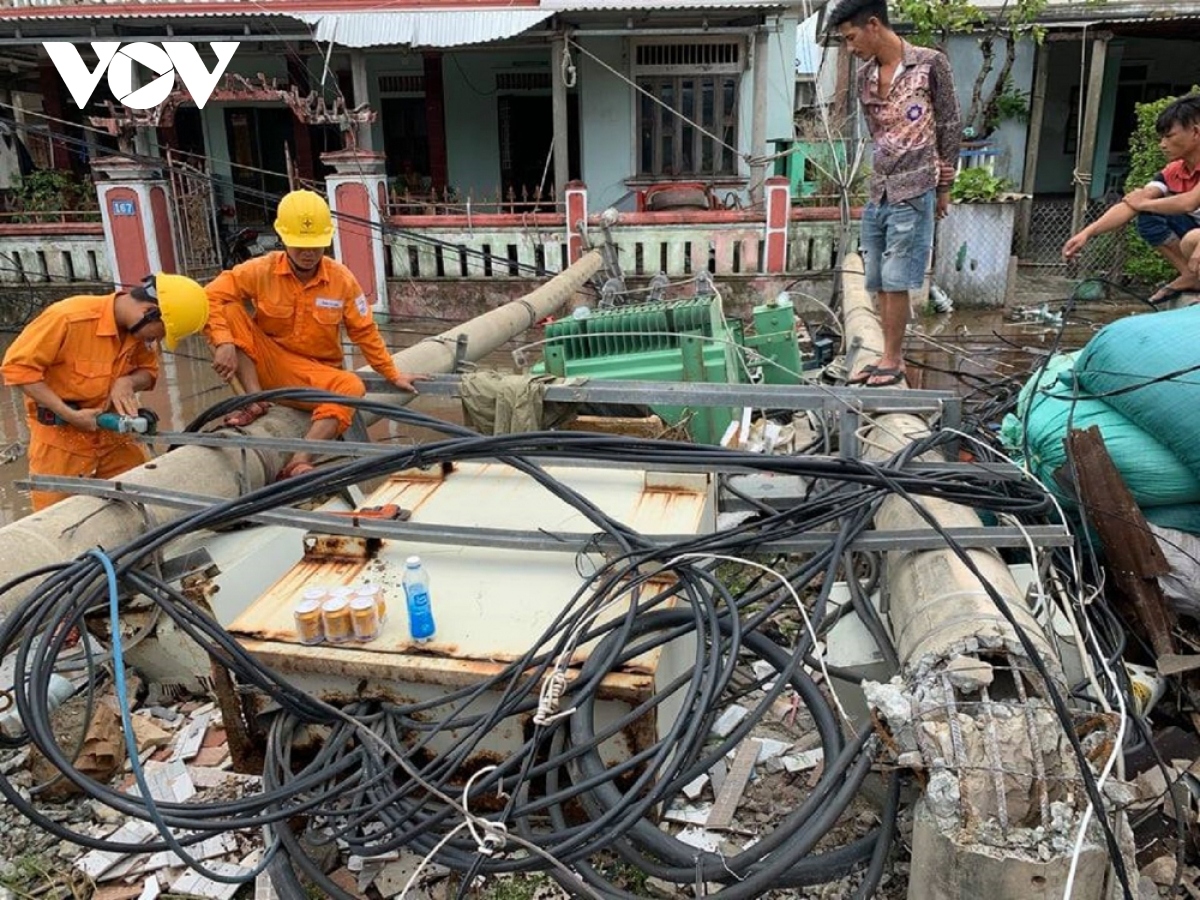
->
[[1018, 195, 1134, 281]]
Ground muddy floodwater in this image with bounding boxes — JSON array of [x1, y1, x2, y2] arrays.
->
[[0, 293, 1143, 526]]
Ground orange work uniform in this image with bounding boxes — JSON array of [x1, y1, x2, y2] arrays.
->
[[204, 253, 399, 432], [1, 294, 158, 512]]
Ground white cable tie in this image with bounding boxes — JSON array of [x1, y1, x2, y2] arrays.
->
[[534, 669, 571, 725]]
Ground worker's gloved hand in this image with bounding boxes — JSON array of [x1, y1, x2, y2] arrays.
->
[[64, 408, 101, 433], [391, 372, 427, 394], [109, 376, 140, 416], [212, 343, 238, 382]]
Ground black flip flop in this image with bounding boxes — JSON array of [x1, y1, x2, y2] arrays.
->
[[847, 364, 879, 385], [862, 367, 905, 387]]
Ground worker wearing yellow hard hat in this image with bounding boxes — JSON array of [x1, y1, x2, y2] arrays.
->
[[204, 190, 424, 480], [1, 272, 209, 511]]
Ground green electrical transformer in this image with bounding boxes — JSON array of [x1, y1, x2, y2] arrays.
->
[[534, 292, 808, 444]]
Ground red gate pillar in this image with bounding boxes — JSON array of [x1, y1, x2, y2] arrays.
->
[[91, 156, 179, 289], [565, 180, 587, 265], [763, 176, 791, 274], [322, 150, 390, 320]]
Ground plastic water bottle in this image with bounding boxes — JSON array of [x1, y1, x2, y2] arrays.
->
[[402, 556, 436, 643]]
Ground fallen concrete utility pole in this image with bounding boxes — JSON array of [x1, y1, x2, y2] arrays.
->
[[0, 250, 602, 619], [840, 256, 1111, 899]]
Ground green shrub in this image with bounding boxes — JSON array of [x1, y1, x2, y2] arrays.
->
[[994, 77, 1030, 124], [950, 166, 1010, 202], [10, 170, 98, 223], [1122, 90, 1200, 284]]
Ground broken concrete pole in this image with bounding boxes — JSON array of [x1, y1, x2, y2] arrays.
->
[[840, 254, 1109, 899], [0, 251, 603, 618], [909, 804, 1107, 899]]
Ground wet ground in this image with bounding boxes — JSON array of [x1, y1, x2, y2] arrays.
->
[[0, 287, 1146, 526]]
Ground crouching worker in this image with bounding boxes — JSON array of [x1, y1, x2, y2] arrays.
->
[[204, 189, 423, 481], [1, 273, 209, 511]]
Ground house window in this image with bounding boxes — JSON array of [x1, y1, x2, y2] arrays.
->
[[634, 40, 743, 178]]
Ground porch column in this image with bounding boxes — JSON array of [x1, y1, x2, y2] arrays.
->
[[91, 156, 179, 288], [1016, 40, 1050, 257], [350, 50, 375, 152], [566, 180, 587, 264], [749, 26, 770, 205], [1070, 34, 1110, 240], [551, 35, 571, 199], [763, 175, 790, 273], [323, 150, 389, 318], [423, 53, 449, 191]]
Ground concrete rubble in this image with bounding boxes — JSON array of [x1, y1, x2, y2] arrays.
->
[[0, 645, 908, 900]]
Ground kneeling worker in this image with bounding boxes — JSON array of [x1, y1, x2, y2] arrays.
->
[[204, 190, 423, 480], [1, 273, 210, 511]]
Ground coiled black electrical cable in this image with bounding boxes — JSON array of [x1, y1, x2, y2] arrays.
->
[[0, 389, 1126, 898]]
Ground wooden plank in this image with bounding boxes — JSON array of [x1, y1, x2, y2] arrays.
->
[[1158, 654, 1200, 677], [1066, 426, 1176, 657], [706, 739, 759, 830]]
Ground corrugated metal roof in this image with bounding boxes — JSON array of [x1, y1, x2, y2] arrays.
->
[[292, 9, 553, 47], [542, 0, 785, 9], [0, 0, 539, 20], [544, 0, 787, 7]]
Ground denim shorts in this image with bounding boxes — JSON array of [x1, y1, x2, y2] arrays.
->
[[861, 190, 936, 293]]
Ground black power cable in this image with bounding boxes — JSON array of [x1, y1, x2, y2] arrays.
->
[[0, 389, 1129, 898]]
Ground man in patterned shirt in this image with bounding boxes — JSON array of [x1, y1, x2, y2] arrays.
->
[[828, 0, 961, 387]]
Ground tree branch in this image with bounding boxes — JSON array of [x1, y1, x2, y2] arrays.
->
[[982, 33, 1020, 135], [966, 33, 995, 135]]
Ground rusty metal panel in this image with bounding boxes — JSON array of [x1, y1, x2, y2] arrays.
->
[[228, 462, 712, 662]]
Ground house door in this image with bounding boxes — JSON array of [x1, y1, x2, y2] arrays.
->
[[224, 107, 294, 225], [497, 94, 579, 207]]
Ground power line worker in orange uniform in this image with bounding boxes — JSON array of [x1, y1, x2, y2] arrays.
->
[[1, 273, 210, 512], [205, 190, 424, 480]]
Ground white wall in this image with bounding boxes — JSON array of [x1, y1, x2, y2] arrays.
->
[[579, 36, 635, 210], [944, 33, 1036, 185]]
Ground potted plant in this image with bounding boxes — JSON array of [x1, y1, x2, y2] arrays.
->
[[933, 167, 1023, 308]]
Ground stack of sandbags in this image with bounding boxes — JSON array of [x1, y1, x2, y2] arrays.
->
[[1001, 305, 1200, 533]]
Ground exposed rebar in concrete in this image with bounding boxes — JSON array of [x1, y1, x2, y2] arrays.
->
[[840, 255, 1112, 899]]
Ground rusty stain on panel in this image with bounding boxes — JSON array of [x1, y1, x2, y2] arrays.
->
[[302, 532, 382, 562]]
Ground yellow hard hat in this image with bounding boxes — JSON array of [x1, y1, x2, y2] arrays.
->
[[151, 273, 209, 351], [274, 190, 334, 248]]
